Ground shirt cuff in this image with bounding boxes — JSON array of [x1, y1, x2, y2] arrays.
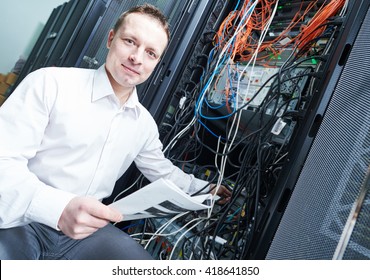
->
[[26, 186, 77, 230], [188, 176, 210, 194]]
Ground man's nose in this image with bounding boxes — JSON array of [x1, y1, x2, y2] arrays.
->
[[129, 48, 144, 64]]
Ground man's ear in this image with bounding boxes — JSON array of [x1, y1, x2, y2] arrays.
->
[[107, 29, 115, 49]]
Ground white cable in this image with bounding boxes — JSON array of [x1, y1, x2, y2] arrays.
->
[[143, 212, 189, 249], [112, 174, 143, 203], [236, 0, 280, 110], [169, 218, 205, 260]]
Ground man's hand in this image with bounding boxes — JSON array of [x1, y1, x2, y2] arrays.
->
[[58, 197, 123, 239], [210, 184, 232, 204]]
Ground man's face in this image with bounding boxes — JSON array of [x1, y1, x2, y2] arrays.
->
[[105, 13, 168, 94]]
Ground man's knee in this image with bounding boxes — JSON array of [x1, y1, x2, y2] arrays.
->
[[0, 226, 39, 259]]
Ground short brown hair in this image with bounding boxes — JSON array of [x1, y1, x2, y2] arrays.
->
[[113, 3, 170, 41]]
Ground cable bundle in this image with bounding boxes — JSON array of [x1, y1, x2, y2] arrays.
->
[[295, 0, 347, 53], [214, 0, 347, 62]]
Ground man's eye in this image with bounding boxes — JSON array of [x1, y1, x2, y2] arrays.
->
[[147, 51, 157, 59], [124, 39, 134, 45]]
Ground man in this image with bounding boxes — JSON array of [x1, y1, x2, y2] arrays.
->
[[0, 4, 229, 259]]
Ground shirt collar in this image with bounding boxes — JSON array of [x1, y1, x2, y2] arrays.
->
[[92, 64, 141, 118]]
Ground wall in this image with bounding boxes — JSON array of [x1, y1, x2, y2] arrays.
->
[[0, 0, 68, 74]]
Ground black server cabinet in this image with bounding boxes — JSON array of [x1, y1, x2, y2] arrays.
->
[[13, 4, 64, 89], [12, 0, 109, 90], [51, 0, 108, 67]]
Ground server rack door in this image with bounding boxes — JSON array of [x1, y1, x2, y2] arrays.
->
[[43, 0, 95, 67], [265, 1, 370, 260], [30, 1, 75, 71], [62, 0, 110, 67], [12, 6, 61, 89]]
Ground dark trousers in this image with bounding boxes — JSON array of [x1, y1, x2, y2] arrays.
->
[[0, 222, 153, 260]]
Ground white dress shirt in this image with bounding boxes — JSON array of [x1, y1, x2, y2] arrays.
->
[[0, 65, 208, 230]]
